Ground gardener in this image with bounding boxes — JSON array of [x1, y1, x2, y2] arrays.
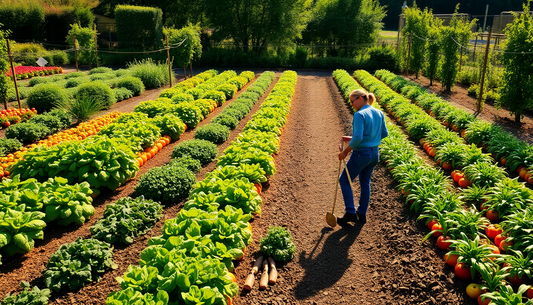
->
[[337, 89, 388, 225]]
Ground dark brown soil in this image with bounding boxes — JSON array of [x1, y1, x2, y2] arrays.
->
[[1, 69, 507, 305]]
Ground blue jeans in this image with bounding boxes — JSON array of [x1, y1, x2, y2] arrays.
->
[[339, 147, 379, 215]]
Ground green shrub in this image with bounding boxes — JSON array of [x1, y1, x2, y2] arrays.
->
[[115, 76, 145, 96], [127, 58, 169, 89], [203, 90, 226, 106], [238, 91, 260, 102], [63, 71, 86, 79], [185, 88, 204, 99], [228, 76, 247, 90], [171, 93, 194, 104], [44, 238, 117, 292], [89, 67, 113, 75], [171, 139, 218, 165], [215, 83, 238, 99], [90, 72, 115, 81], [5, 122, 50, 143], [47, 109, 72, 127], [194, 123, 230, 144], [26, 83, 70, 113], [28, 77, 51, 87], [115, 112, 149, 123], [113, 87, 134, 102], [64, 77, 89, 88], [54, 95, 106, 123], [134, 165, 195, 204], [0, 138, 22, 157], [29, 114, 64, 133], [150, 113, 186, 140], [168, 156, 202, 173], [468, 84, 479, 97], [114, 69, 131, 77], [52, 51, 69, 65], [260, 226, 296, 262], [115, 5, 163, 49], [75, 82, 116, 109], [212, 113, 239, 130], [191, 98, 214, 117]]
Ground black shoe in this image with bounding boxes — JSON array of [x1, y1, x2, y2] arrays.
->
[[337, 213, 358, 226], [356, 211, 367, 224]]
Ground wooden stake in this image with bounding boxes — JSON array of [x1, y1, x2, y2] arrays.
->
[[406, 31, 413, 75], [6, 39, 21, 109], [73, 34, 79, 72], [166, 35, 172, 88], [477, 28, 492, 113]]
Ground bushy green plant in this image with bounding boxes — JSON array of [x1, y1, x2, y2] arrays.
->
[[64, 77, 90, 88], [26, 83, 70, 113], [0, 281, 50, 305], [150, 113, 186, 140], [89, 67, 113, 75], [44, 238, 117, 292], [212, 113, 239, 130], [134, 165, 195, 204], [28, 77, 51, 87], [113, 87, 134, 101], [260, 226, 296, 262], [5, 122, 50, 143], [174, 103, 203, 129], [168, 156, 202, 173], [0, 138, 22, 157], [89, 72, 116, 82], [29, 115, 64, 133], [90, 196, 163, 244], [215, 83, 237, 99], [194, 123, 230, 144], [63, 72, 86, 79], [202, 90, 226, 106], [171, 93, 194, 104], [46, 109, 72, 127], [53, 95, 106, 123], [115, 76, 145, 96], [127, 59, 170, 89], [75, 82, 116, 109], [171, 139, 218, 165]]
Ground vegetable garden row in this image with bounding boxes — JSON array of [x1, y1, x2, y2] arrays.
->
[[0, 67, 298, 304], [333, 69, 533, 303]]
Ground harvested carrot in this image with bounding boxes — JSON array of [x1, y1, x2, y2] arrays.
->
[[268, 257, 277, 284], [252, 256, 264, 274], [259, 260, 269, 289]]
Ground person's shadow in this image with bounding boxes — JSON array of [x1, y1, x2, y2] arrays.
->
[[295, 224, 363, 300]]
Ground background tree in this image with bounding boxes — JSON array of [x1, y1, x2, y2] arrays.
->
[[164, 24, 202, 78], [302, 0, 385, 57], [438, 6, 475, 92], [203, 0, 310, 52], [401, 5, 433, 77], [66, 24, 97, 66], [497, 1, 533, 123], [0, 25, 10, 110], [425, 16, 442, 85]]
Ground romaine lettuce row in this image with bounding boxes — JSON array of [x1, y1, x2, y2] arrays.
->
[[205, 164, 268, 184], [98, 120, 161, 151], [106, 287, 169, 305], [217, 148, 276, 178], [243, 118, 282, 136], [228, 131, 280, 156]]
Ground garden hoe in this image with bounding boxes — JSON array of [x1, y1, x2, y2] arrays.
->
[[326, 140, 345, 227]]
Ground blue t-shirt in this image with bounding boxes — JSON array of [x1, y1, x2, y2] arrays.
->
[[349, 104, 389, 149]]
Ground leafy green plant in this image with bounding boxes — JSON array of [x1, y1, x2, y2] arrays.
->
[[113, 88, 134, 102], [171, 93, 194, 104], [481, 284, 533, 305], [212, 113, 239, 130], [500, 206, 533, 253], [0, 281, 51, 305], [0, 207, 46, 257], [26, 83, 70, 113], [463, 162, 507, 188], [91, 196, 163, 244], [53, 95, 106, 123], [260, 226, 296, 262], [171, 139, 218, 165], [106, 287, 169, 305], [0, 138, 22, 157], [75, 81, 116, 109], [215, 83, 237, 99], [174, 103, 203, 129], [150, 113, 186, 141], [205, 163, 267, 184], [98, 121, 161, 151], [115, 76, 145, 96], [202, 90, 226, 106], [5, 122, 50, 144], [134, 165, 196, 204], [127, 58, 170, 89], [29, 114, 64, 133], [447, 233, 498, 281], [194, 123, 230, 144], [217, 147, 276, 177], [44, 237, 117, 292], [168, 156, 202, 174]]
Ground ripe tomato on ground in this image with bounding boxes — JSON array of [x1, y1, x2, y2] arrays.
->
[[466, 283, 482, 299], [437, 235, 452, 250], [485, 224, 502, 240], [455, 262, 472, 280], [445, 253, 459, 267], [486, 210, 499, 222], [427, 219, 438, 230], [431, 223, 443, 237], [527, 286, 533, 299], [478, 294, 490, 305]]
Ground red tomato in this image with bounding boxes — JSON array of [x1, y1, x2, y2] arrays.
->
[[494, 234, 506, 247], [455, 263, 472, 280], [508, 274, 526, 286], [478, 294, 490, 305], [485, 224, 502, 240], [458, 177, 471, 188], [454, 172, 464, 183], [445, 253, 459, 267], [431, 223, 443, 237], [499, 239, 514, 252], [427, 219, 438, 230], [527, 286, 533, 299], [486, 209, 499, 221], [437, 235, 452, 250]]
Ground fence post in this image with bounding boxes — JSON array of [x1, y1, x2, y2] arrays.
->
[[166, 35, 172, 88], [477, 28, 492, 113], [94, 24, 99, 68], [406, 31, 413, 75], [6, 39, 21, 109], [73, 34, 79, 72]]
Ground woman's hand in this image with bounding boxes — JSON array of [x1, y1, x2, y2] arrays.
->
[[338, 151, 348, 160]]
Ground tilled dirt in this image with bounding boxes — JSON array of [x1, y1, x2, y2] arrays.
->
[[0, 70, 499, 305]]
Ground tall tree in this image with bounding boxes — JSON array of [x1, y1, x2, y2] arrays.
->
[[203, 0, 311, 52], [401, 4, 433, 77], [303, 0, 385, 56], [424, 16, 442, 86], [164, 24, 202, 77], [497, 1, 533, 123]]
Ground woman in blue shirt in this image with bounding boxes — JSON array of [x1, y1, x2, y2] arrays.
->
[[337, 89, 389, 225]]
